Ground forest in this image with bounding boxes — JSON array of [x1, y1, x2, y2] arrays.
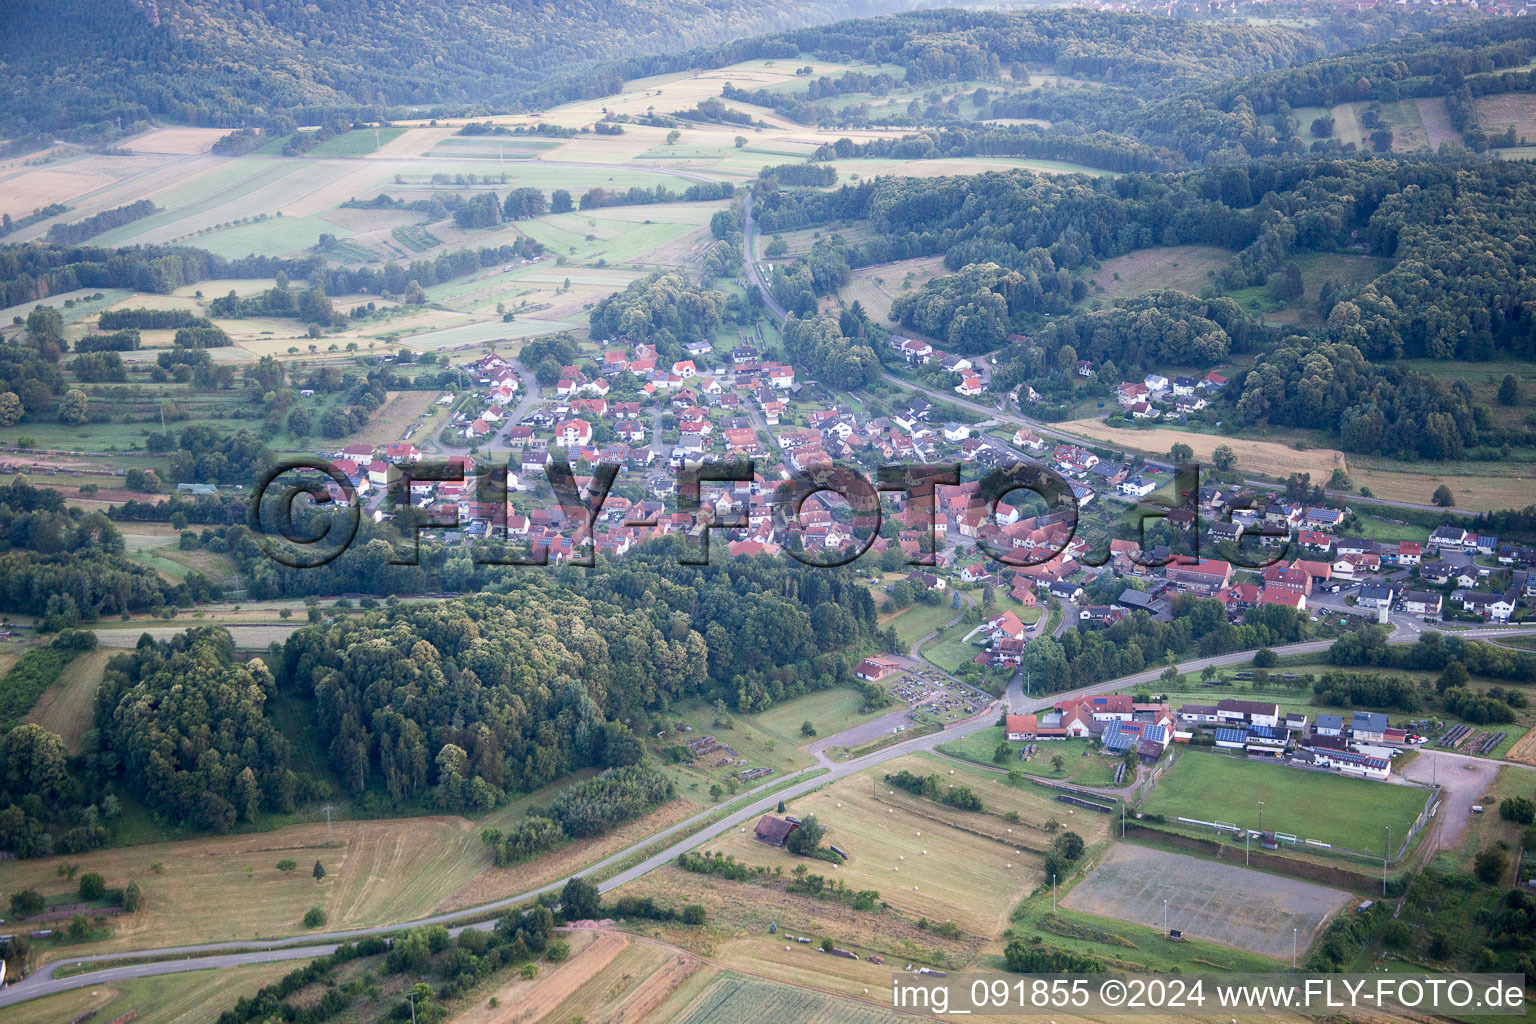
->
[[757, 148, 1536, 459], [0, 537, 879, 850], [0, 0, 915, 138]]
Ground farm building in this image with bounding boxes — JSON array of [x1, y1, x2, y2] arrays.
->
[[754, 815, 800, 847]]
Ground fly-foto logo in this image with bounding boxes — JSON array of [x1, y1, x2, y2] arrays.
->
[[249, 457, 1286, 571]]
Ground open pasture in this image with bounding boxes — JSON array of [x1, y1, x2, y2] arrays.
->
[[840, 255, 951, 322], [1139, 751, 1428, 853], [1086, 244, 1231, 301], [1062, 843, 1350, 957], [25, 647, 115, 753]]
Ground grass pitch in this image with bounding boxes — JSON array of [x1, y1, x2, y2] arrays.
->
[[1140, 751, 1429, 854]]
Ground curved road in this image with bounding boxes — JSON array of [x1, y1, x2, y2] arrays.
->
[[9, 622, 1536, 1007]]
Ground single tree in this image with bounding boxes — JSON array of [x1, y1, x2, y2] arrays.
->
[[1212, 444, 1237, 472], [1432, 484, 1455, 508], [1498, 374, 1520, 405], [313, 860, 326, 881]]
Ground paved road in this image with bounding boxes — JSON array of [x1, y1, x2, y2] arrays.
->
[[13, 623, 1535, 1007], [741, 191, 789, 322]]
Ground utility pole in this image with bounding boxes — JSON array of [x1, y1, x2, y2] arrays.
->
[[1258, 800, 1264, 832], [322, 804, 334, 843], [1162, 898, 1168, 934], [1121, 801, 1125, 838], [1384, 825, 1390, 896], [1292, 927, 1298, 970], [1245, 828, 1250, 866], [1052, 874, 1057, 913]]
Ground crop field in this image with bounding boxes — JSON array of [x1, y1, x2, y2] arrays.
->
[[328, 389, 439, 448], [825, 155, 1105, 181], [0, 814, 490, 955], [1330, 101, 1366, 147], [671, 973, 917, 1024], [305, 127, 408, 157], [1086, 245, 1231, 301], [0, 769, 691, 957], [462, 931, 704, 1024], [92, 624, 304, 649], [839, 255, 951, 322], [1415, 96, 1461, 149], [703, 761, 1048, 936], [1058, 420, 1350, 483], [0, 960, 300, 1024], [1139, 751, 1429, 853], [1380, 98, 1431, 151], [191, 213, 351, 259], [1062, 843, 1351, 957], [122, 127, 232, 155], [1476, 92, 1536, 142], [515, 207, 716, 267], [24, 647, 114, 753], [1347, 457, 1536, 513]]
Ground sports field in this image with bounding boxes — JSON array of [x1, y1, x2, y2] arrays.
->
[[1140, 751, 1429, 853], [1063, 843, 1350, 957]]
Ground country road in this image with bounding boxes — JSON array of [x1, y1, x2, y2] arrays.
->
[[8, 622, 1535, 1008]]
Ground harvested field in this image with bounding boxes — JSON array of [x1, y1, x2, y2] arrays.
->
[[1058, 421, 1349, 481], [701, 765, 1044, 937], [93, 623, 301, 648], [329, 389, 438, 448], [438, 799, 699, 912], [0, 960, 299, 1024], [839, 256, 951, 322], [462, 930, 631, 1024], [1505, 729, 1536, 766], [1085, 245, 1231, 301], [1062, 843, 1350, 957], [455, 931, 701, 1024], [0, 166, 120, 219], [0, 814, 488, 957], [25, 647, 114, 753], [123, 127, 230, 155]]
